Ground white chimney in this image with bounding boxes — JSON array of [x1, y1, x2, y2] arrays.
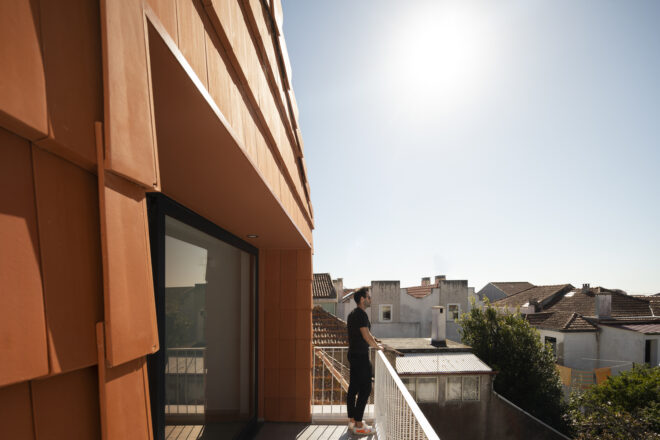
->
[[596, 293, 611, 319], [431, 306, 447, 347]]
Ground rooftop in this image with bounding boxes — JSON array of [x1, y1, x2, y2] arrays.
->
[[312, 306, 348, 346], [380, 338, 471, 353], [491, 282, 535, 296], [396, 352, 493, 375], [525, 311, 599, 332], [312, 273, 337, 300], [493, 284, 574, 309]]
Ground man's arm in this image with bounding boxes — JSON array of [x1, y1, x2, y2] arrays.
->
[[360, 327, 382, 350]]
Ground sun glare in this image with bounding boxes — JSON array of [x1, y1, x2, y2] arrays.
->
[[390, 3, 496, 113]]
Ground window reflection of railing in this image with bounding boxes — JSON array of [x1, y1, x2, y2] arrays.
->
[[374, 350, 440, 439], [165, 347, 206, 416]]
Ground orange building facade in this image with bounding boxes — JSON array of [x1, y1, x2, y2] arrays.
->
[[0, 1, 313, 438]]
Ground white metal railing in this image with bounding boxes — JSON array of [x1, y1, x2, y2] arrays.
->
[[312, 347, 374, 421], [374, 350, 440, 440]]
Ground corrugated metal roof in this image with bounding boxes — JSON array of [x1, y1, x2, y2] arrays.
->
[[396, 353, 492, 375], [612, 323, 660, 334]]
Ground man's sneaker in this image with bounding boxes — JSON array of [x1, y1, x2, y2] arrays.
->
[[351, 423, 375, 436], [348, 420, 355, 431]]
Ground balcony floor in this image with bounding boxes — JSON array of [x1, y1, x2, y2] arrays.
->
[[254, 423, 377, 440]]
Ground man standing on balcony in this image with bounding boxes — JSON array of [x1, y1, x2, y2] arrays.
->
[[346, 287, 382, 436]]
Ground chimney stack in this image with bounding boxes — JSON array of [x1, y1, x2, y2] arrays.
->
[[435, 275, 446, 284], [431, 306, 447, 347], [596, 292, 612, 319], [421, 277, 431, 286], [582, 283, 590, 294]]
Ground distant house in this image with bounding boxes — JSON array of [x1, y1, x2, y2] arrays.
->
[[477, 281, 535, 303], [312, 273, 339, 315], [338, 275, 476, 342], [380, 311, 568, 440], [495, 284, 660, 375]]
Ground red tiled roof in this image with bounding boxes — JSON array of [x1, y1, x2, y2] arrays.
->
[[491, 282, 535, 296], [312, 273, 336, 299], [545, 287, 652, 318], [312, 306, 348, 346], [493, 284, 574, 309], [405, 282, 438, 299], [526, 311, 598, 332], [633, 295, 660, 316]]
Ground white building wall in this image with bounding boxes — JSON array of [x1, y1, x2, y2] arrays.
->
[[370, 281, 401, 324], [599, 326, 660, 374]]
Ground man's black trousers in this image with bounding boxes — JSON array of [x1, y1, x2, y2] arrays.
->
[[346, 352, 372, 422]]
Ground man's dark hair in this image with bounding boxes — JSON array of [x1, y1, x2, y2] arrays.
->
[[353, 287, 369, 305]]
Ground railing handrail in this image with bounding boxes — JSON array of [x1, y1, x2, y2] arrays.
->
[[375, 350, 440, 440]]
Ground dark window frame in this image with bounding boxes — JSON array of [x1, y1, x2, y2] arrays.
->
[[146, 193, 260, 440]]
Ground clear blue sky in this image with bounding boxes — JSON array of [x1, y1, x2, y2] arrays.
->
[[282, 0, 660, 294]]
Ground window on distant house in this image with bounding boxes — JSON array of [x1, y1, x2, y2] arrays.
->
[[545, 336, 557, 360], [646, 340, 652, 364], [379, 304, 392, 322], [447, 376, 480, 401], [402, 377, 416, 400], [447, 304, 460, 321], [416, 377, 438, 403]]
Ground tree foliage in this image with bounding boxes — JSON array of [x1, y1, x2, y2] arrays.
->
[[566, 365, 660, 439], [459, 301, 568, 432]]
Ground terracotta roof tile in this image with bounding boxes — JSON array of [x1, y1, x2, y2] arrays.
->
[[312, 306, 348, 346], [525, 311, 598, 332], [405, 282, 438, 299], [491, 282, 535, 296], [546, 288, 652, 318], [312, 273, 336, 299], [493, 284, 574, 309], [633, 295, 660, 316]]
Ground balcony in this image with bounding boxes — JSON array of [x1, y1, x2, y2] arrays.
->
[[308, 346, 440, 440]]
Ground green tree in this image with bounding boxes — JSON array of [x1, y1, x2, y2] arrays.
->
[[459, 301, 568, 432], [566, 365, 660, 440]]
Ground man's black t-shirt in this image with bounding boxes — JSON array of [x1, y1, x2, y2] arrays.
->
[[347, 307, 371, 354]]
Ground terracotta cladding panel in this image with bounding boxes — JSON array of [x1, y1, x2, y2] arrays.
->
[[32, 148, 103, 374], [0, 1, 48, 139], [280, 309, 296, 340], [101, 0, 157, 188], [205, 32, 233, 125], [295, 310, 312, 341], [280, 250, 297, 280], [35, 0, 102, 168], [0, 130, 49, 387], [294, 367, 310, 400], [296, 279, 312, 310], [264, 397, 279, 421], [264, 368, 279, 398], [278, 368, 295, 398], [279, 397, 296, 420], [146, 0, 178, 44], [296, 249, 312, 280], [264, 279, 280, 309], [264, 337, 278, 370], [280, 278, 296, 310], [294, 397, 310, 422], [295, 339, 311, 370], [176, 0, 208, 90], [264, 250, 280, 281], [0, 382, 36, 439], [278, 340, 295, 369], [103, 357, 152, 440], [264, 308, 280, 341], [102, 173, 158, 366], [31, 367, 101, 439]]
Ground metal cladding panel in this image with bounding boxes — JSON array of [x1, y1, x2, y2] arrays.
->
[[0, 382, 36, 439], [0, 129, 49, 387], [396, 353, 492, 375], [32, 147, 103, 374], [104, 358, 153, 440], [101, 0, 158, 188], [31, 367, 101, 439], [0, 1, 48, 139], [101, 172, 159, 366], [176, 0, 208, 89], [35, 0, 103, 169]]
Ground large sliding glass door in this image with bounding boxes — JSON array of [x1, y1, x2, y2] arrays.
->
[[147, 195, 258, 440]]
